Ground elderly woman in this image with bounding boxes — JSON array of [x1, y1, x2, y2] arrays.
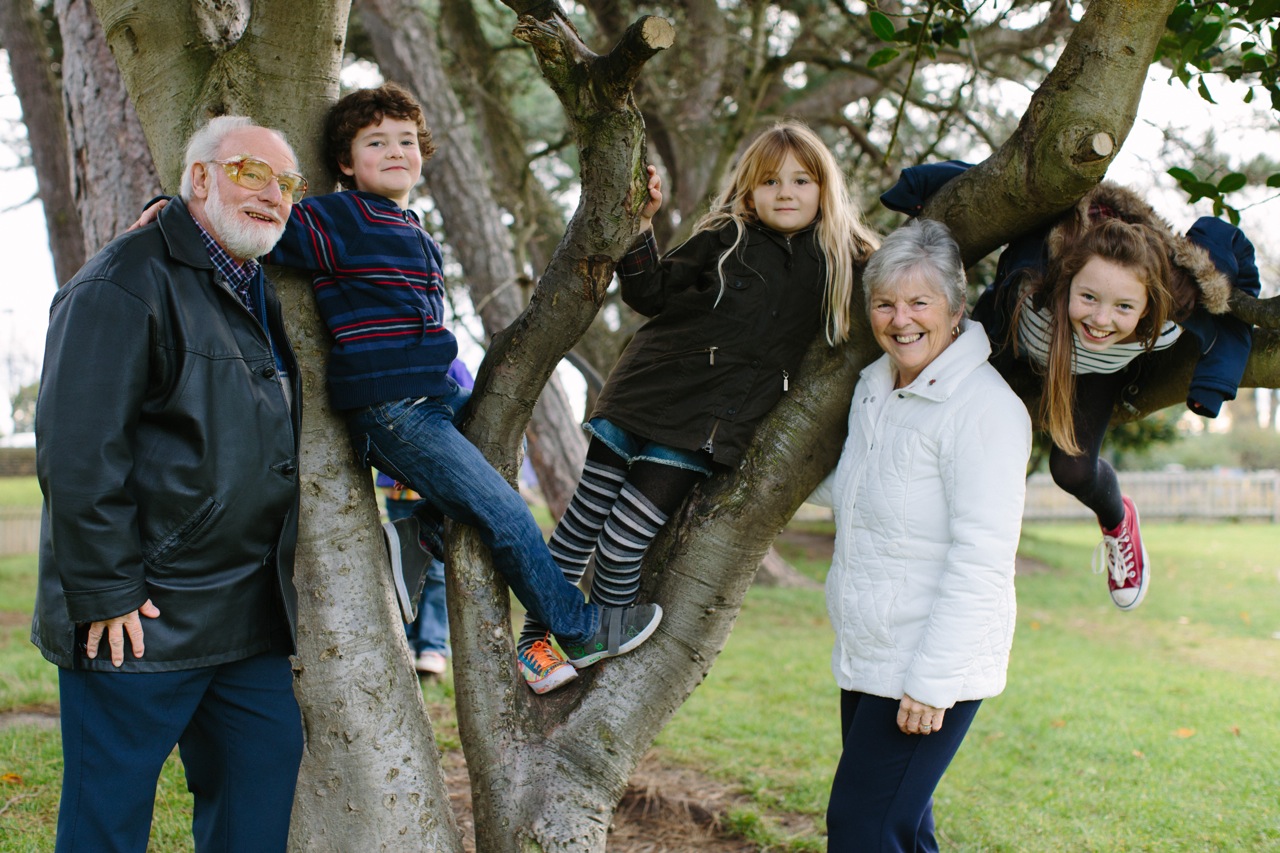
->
[[810, 219, 1032, 851]]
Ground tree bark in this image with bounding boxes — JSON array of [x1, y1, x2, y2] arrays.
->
[[0, 0, 85, 282], [84, 2, 463, 849], [53, 0, 157, 256], [920, 0, 1180, 265]]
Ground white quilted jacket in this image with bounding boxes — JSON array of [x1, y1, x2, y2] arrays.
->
[[810, 321, 1031, 709]]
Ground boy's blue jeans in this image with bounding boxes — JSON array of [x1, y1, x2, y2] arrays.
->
[[346, 381, 601, 645]]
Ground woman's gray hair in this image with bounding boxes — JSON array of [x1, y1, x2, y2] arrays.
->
[[179, 116, 295, 201], [862, 218, 967, 315]]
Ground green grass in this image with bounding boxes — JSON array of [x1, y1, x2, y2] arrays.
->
[[0, 478, 40, 509], [3, 516, 1279, 850], [653, 521, 1280, 851]]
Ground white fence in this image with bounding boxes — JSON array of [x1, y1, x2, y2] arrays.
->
[[0, 471, 1275, 556], [0, 508, 40, 556], [1023, 470, 1280, 523]]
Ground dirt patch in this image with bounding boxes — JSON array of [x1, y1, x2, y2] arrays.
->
[[0, 703, 59, 730], [432, 718, 800, 851], [0, 610, 31, 629]]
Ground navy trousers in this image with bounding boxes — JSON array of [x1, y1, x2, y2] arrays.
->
[[826, 691, 981, 853], [56, 652, 302, 853]]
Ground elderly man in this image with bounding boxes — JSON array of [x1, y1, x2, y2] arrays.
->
[[32, 116, 307, 853]]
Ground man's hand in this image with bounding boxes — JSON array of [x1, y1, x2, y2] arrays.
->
[[85, 599, 161, 666], [637, 165, 663, 233], [127, 198, 168, 232]]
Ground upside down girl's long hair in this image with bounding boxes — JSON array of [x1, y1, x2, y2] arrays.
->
[[1011, 218, 1174, 455], [691, 121, 880, 345]]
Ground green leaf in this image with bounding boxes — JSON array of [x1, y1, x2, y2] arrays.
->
[[1167, 167, 1199, 185], [867, 47, 900, 69], [1264, 173, 1280, 188], [1228, 207, 1241, 226], [1217, 172, 1247, 193], [869, 11, 896, 42], [1197, 78, 1217, 104], [1191, 180, 1220, 199]]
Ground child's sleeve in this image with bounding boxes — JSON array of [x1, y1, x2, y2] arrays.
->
[[263, 198, 335, 274], [616, 229, 711, 316], [1181, 218, 1260, 418], [879, 160, 975, 215]]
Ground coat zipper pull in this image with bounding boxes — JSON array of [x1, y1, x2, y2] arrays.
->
[[708, 346, 718, 365], [782, 370, 790, 391]]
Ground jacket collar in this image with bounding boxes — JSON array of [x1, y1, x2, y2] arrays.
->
[[861, 319, 993, 402], [156, 197, 216, 270]]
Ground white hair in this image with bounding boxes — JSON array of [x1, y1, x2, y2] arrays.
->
[[863, 218, 968, 316], [179, 116, 296, 201]]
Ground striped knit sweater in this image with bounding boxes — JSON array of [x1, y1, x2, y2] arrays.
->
[[267, 190, 458, 410]]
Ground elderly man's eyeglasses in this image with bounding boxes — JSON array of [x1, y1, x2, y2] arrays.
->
[[209, 156, 308, 203]]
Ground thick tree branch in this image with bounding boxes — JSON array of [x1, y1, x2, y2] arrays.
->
[[922, 0, 1180, 266]]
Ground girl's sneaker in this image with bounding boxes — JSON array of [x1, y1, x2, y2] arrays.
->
[[1092, 496, 1149, 610], [562, 603, 663, 668], [518, 638, 578, 694]]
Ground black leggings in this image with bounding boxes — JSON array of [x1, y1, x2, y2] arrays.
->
[[1048, 370, 1128, 530]]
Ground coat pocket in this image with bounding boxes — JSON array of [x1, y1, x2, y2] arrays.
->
[[143, 497, 221, 568]]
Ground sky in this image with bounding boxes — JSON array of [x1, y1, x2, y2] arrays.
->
[[0, 51, 1276, 435]]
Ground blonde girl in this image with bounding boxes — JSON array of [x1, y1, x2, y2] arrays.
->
[[516, 121, 879, 693]]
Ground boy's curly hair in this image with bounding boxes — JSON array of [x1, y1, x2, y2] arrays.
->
[[325, 82, 436, 190]]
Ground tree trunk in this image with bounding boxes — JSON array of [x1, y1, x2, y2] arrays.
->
[[0, 0, 85, 282], [53, 0, 156, 256], [357, 0, 587, 518], [83, 2, 463, 849]]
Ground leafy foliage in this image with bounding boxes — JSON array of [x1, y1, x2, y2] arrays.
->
[[1157, 1, 1280, 215]]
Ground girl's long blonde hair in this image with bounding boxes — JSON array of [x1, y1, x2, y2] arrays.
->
[[1012, 218, 1174, 454], [692, 121, 879, 344]]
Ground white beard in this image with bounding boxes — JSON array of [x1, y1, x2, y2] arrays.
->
[[205, 178, 287, 260]]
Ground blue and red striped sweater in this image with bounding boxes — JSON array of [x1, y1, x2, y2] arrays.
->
[[267, 190, 459, 410]]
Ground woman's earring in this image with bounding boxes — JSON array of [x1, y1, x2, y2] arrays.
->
[[951, 326, 959, 338]]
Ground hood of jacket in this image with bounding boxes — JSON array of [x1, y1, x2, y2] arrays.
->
[[1047, 182, 1232, 318]]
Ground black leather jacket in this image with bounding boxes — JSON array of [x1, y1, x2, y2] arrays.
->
[[32, 198, 302, 671]]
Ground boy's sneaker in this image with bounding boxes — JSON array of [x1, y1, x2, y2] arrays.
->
[[1092, 495, 1149, 611], [415, 650, 448, 676], [563, 603, 663, 669], [518, 638, 578, 694], [382, 517, 430, 623]]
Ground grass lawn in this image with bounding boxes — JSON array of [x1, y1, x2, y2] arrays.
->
[[1, 486, 1277, 850], [655, 520, 1280, 850]]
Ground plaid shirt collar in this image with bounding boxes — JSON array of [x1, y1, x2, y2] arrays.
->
[[192, 216, 260, 305]]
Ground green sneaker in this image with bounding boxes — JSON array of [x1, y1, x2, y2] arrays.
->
[[562, 603, 663, 668]]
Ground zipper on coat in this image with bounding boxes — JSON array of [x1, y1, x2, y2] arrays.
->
[[708, 346, 718, 365], [782, 369, 790, 391], [701, 420, 720, 452]]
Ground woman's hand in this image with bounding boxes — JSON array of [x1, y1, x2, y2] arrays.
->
[[897, 694, 946, 736], [638, 165, 662, 233]]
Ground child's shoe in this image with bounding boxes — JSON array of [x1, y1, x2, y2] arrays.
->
[[518, 638, 578, 694], [1092, 495, 1149, 611], [415, 650, 448, 676], [562, 603, 663, 668], [382, 517, 430, 623]]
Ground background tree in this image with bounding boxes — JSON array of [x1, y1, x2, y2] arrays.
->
[[9, 0, 1279, 849]]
